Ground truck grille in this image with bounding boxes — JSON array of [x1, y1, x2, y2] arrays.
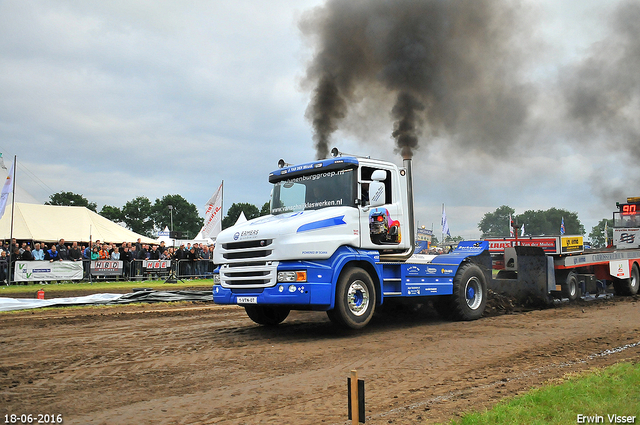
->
[[220, 262, 278, 288], [220, 239, 274, 261]]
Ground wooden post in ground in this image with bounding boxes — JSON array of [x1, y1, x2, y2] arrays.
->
[[350, 369, 358, 425]]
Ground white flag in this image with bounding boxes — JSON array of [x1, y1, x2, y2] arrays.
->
[[509, 214, 514, 237], [441, 204, 451, 237], [521, 223, 525, 236], [201, 182, 223, 239], [0, 162, 13, 220]]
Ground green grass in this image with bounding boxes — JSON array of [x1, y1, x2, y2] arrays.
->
[[448, 362, 640, 425], [0, 278, 213, 295]]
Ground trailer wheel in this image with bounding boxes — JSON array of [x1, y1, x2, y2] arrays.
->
[[327, 267, 376, 329], [244, 305, 290, 326], [613, 263, 640, 296], [450, 263, 487, 321], [561, 270, 579, 301]]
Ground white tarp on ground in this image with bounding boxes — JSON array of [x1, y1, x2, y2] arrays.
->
[[0, 290, 213, 311], [0, 293, 124, 311], [0, 202, 157, 244]]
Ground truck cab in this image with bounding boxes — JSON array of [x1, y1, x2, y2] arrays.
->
[[213, 152, 489, 329]]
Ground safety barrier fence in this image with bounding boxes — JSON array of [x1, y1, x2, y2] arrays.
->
[[0, 258, 216, 284]]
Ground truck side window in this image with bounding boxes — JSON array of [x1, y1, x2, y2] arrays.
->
[[361, 167, 392, 204]]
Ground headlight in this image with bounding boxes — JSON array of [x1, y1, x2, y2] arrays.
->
[[213, 274, 221, 285], [277, 271, 307, 282]]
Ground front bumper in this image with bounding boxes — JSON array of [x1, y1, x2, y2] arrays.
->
[[212, 264, 334, 309]]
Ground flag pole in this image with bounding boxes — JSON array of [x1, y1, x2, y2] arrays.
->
[[8, 156, 16, 284]]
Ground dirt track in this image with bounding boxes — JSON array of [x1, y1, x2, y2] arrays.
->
[[1, 295, 639, 424]]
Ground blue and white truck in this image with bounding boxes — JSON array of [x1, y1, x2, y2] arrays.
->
[[212, 148, 491, 329]]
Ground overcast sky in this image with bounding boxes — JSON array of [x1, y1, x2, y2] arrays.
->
[[1, 0, 637, 239]]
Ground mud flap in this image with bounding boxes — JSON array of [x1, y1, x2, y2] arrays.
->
[[488, 246, 553, 306]]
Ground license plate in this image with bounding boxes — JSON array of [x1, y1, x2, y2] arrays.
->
[[236, 296, 257, 304]]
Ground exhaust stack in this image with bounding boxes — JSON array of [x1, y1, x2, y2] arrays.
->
[[380, 156, 415, 262]]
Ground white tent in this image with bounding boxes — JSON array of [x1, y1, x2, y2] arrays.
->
[[155, 226, 215, 248], [0, 202, 156, 244]]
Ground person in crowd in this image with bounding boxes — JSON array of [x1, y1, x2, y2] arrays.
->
[[129, 245, 139, 277], [20, 245, 34, 261], [186, 246, 197, 277], [0, 250, 7, 283], [175, 244, 186, 277], [56, 239, 69, 260], [9, 247, 21, 284], [138, 244, 148, 261], [45, 245, 62, 262], [111, 246, 120, 260], [200, 245, 211, 277], [160, 247, 171, 260], [18, 242, 27, 255], [90, 246, 99, 261], [98, 244, 110, 260], [32, 243, 45, 261], [69, 241, 82, 262], [149, 245, 160, 260], [158, 241, 166, 255], [120, 245, 131, 278]]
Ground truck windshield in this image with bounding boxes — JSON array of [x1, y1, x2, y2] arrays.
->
[[271, 168, 356, 215]]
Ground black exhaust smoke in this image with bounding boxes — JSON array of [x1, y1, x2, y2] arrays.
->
[[301, 0, 534, 159]]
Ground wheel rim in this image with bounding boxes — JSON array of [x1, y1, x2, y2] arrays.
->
[[465, 277, 482, 310], [347, 280, 370, 316]]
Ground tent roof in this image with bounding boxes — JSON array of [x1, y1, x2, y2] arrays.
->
[[0, 203, 156, 244]]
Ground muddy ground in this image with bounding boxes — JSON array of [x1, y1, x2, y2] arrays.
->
[[1, 294, 639, 424]]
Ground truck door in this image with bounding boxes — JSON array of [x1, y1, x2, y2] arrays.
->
[[359, 166, 403, 249]]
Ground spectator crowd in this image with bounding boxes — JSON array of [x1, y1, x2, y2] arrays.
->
[[0, 238, 216, 284]]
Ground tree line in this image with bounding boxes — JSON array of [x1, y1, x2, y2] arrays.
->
[[44, 191, 270, 238], [479, 205, 612, 248]]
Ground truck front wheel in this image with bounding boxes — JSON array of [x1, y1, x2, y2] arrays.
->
[[244, 305, 290, 326], [449, 263, 487, 321], [327, 267, 376, 329]]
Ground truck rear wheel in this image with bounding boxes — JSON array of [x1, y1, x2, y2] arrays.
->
[[244, 305, 290, 326], [613, 263, 640, 296], [327, 267, 376, 329], [449, 263, 487, 321], [561, 270, 579, 301]]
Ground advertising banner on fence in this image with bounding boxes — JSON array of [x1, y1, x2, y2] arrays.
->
[[143, 260, 171, 270], [91, 260, 123, 277], [14, 261, 84, 282]]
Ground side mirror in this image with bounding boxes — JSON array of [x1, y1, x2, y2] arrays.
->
[[371, 170, 386, 181], [369, 181, 385, 207]]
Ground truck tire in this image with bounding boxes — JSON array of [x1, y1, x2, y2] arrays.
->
[[613, 263, 640, 296], [327, 267, 376, 329], [449, 262, 487, 321], [561, 270, 579, 301], [244, 305, 290, 326]]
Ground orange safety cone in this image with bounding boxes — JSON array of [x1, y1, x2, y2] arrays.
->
[[37, 289, 45, 300]]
